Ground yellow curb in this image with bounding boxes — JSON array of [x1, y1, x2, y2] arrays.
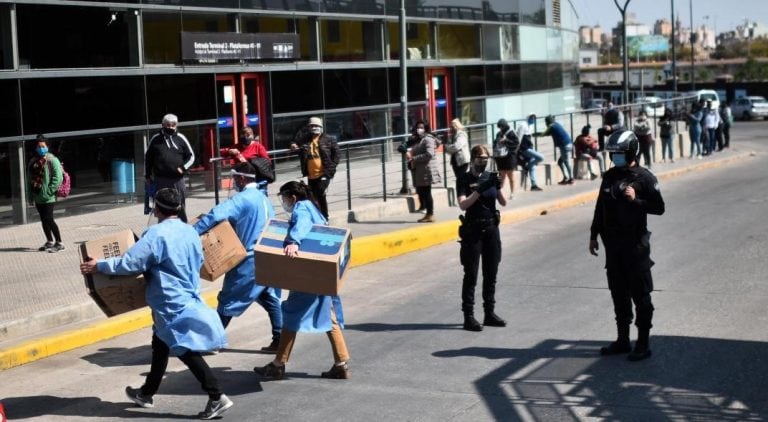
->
[[0, 151, 753, 371]]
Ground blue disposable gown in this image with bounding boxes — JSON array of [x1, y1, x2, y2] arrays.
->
[[97, 218, 227, 356], [193, 183, 279, 317], [282, 200, 345, 333]]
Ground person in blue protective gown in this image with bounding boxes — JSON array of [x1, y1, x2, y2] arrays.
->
[[253, 180, 351, 380], [79, 188, 233, 420], [193, 162, 282, 353]]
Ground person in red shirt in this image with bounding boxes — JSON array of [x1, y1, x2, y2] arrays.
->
[[220, 126, 269, 165], [574, 125, 605, 179]]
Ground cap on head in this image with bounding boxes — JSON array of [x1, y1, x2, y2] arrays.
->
[[497, 118, 509, 129], [308, 117, 323, 128]]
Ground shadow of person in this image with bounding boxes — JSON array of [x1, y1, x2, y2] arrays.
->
[[2, 395, 189, 419], [432, 336, 768, 421], [344, 322, 462, 332], [81, 345, 153, 367]]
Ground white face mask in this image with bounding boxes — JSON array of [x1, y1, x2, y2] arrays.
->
[[310, 127, 323, 135], [416, 128, 425, 136], [281, 199, 294, 213]]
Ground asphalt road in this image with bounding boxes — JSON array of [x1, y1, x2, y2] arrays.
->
[[2, 123, 768, 421]]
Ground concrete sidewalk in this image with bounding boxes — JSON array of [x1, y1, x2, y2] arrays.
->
[[0, 141, 753, 370]]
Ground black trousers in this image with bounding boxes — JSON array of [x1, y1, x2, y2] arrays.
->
[[415, 186, 434, 215], [35, 202, 61, 243], [308, 177, 331, 219], [606, 268, 654, 330], [722, 124, 731, 147], [141, 334, 221, 400], [460, 224, 501, 314]]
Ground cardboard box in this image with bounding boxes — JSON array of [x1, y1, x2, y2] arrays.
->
[[199, 220, 248, 281], [80, 229, 147, 317], [254, 219, 351, 296]]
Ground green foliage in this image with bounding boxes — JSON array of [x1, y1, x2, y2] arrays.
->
[[734, 57, 768, 81]]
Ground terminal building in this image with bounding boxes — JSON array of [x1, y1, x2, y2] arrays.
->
[[0, 0, 578, 225]]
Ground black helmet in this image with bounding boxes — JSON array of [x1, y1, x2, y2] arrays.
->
[[606, 130, 639, 163]]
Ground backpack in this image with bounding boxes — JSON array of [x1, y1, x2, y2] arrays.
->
[[248, 156, 275, 184], [47, 159, 71, 198]]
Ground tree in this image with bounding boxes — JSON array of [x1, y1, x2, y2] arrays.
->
[[734, 57, 768, 81]]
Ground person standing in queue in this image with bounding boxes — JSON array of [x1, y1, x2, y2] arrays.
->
[[28, 135, 65, 252], [457, 145, 507, 332], [405, 120, 442, 223], [290, 117, 339, 219], [254, 181, 350, 380], [445, 118, 471, 179], [589, 130, 665, 362], [193, 162, 282, 353], [145, 114, 195, 222], [80, 188, 232, 419]]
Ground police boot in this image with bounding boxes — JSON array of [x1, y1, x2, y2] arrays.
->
[[483, 311, 507, 327], [600, 324, 631, 355], [627, 327, 652, 361], [463, 314, 483, 332]]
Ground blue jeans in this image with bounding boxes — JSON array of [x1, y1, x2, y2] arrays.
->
[[706, 128, 717, 153], [521, 149, 544, 186], [689, 127, 701, 157], [218, 288, 283, 342], [661, 136, 674, 160], [557, 144, 573, 180]]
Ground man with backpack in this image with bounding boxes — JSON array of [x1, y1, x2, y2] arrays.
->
[[28, 134, 66, 253]]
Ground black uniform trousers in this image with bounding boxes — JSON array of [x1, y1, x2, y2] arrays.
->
[[606, 267, 654, 330], [308, 176, 331, 219], [460, 223, 501, 315], [142, 334, 222, 400]]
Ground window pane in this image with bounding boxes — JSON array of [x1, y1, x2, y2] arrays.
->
[[455, 66, 485, 98], [388, 68, 426, 102], [1, 5, 12, 69], [0, 141, 23, 226], [548, 63, 563, 89], [241, 15, 316, 61], [182, 12, 236, 33], [143, 11, 182, 64], [521, 63, 548, 92], [17, 4, 138, 69], [321, 20, 382, 62], [519, 26, 547, 61], [323, 69, 388, 109], [503, 64, 521, 94], [388, 22, 434, 60], [271, 114, 313, 151], [0, 80, 20, 137], [324, 108, 390, 143], [455, 99, 486, 148], [20, 77, 145, 134], [146, 75, 217, 123], [270, 70, 323, 114], [520, 0, 545, 25], [437, 24, 480, 59]]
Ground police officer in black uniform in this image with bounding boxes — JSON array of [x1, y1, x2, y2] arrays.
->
[[589, 130, 665, 361], [457, 144, 508, 331]]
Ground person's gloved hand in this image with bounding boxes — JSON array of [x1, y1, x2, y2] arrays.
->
[[475, 178, 496, 193]]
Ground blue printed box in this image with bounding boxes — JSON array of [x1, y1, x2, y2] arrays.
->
[[254, 219, 351, 296]]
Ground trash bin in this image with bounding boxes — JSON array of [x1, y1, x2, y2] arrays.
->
[[111, 159, 135, 195]]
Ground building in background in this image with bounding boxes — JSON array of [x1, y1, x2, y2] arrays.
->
[[0, 0, 580, 226]]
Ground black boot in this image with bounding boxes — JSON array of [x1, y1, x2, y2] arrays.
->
[[600, 324, 631, 355], [483, 311, 507, 327], [463, 314, 483, 332], [627, 327, 652, 361]]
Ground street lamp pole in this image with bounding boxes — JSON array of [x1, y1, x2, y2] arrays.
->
[[399, 0, 410, 194], [671, 0, 677, 93], [614, 0, 631, 104], [690, 0, 695, 90]]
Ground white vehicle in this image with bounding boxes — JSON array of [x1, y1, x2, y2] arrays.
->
[[686, 89, 720, 111], [635, 96, 666, 118], [732, 96, 768, 120]]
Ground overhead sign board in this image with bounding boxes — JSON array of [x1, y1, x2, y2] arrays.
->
[[627, 35, 669, 57], [181, 32, 300, 63]]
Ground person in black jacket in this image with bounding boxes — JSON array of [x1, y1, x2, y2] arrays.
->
[[589, 130, 665, 362], [145, 113, 195, 222], [290, 117, 340, 219], [597, 102, 625, 152]]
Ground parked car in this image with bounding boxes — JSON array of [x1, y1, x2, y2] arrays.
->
[[686, 89, 721, 110], [636, 96, 666, 118], [732, 96, 768, 120]]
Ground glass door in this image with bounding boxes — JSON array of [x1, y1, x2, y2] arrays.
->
[[215, 73, 268, 151], [426, 68, 453, 133]]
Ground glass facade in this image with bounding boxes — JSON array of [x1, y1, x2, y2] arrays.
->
[[0, 0, 578, 225]]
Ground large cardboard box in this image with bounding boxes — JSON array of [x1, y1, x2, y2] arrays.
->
[[254, 219, 351, 296], [199, 220, 248, 281], [80, 229, 147, 317]]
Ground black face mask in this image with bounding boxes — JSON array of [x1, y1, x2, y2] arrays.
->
[[473, 163, 487, 173], [241, 136, 253, 146], [162, 127, 176, 136]]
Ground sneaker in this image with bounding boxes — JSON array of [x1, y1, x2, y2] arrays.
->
[[557, 179, 569, 185], [198, 394, 233, 420], [670, 159, 675, 163], [414, 207, 426, 214], [320, 362, 350, 379], [417, 214, 435, 223], [697, 155, 703, 160], [125, 386, 154, 408], [599, 340, 632, 356], [483, 312, 507, 327], [260, 340, 279, 354], [48, 242, 65, 253], [590, 173, 598, 180], [38, 242, 53, 252], [530, 185, 543, 191], [566, 178, 575, 185], [253, 362, 285, 380]]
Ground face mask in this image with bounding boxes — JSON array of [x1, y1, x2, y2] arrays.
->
[[527, 118, 535, 125], [310, 127, 322, 135], [281, 200, 294, 213], [36, 147, 48, 157], [241, 136, 253, 146], [416, 128, 425, 136], [162, 127, 176, 136], [612, 153, 627, 167], [473, 158, 488, 174]]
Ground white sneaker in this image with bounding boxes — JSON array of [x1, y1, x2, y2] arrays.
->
[[697, 155, 702, 160], [198, 394, 233, 420]]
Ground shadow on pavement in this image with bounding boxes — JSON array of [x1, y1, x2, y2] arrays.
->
[[345, 322, 462, 332], [433, 336, 767, 421], [2, 395, 190, 419]]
